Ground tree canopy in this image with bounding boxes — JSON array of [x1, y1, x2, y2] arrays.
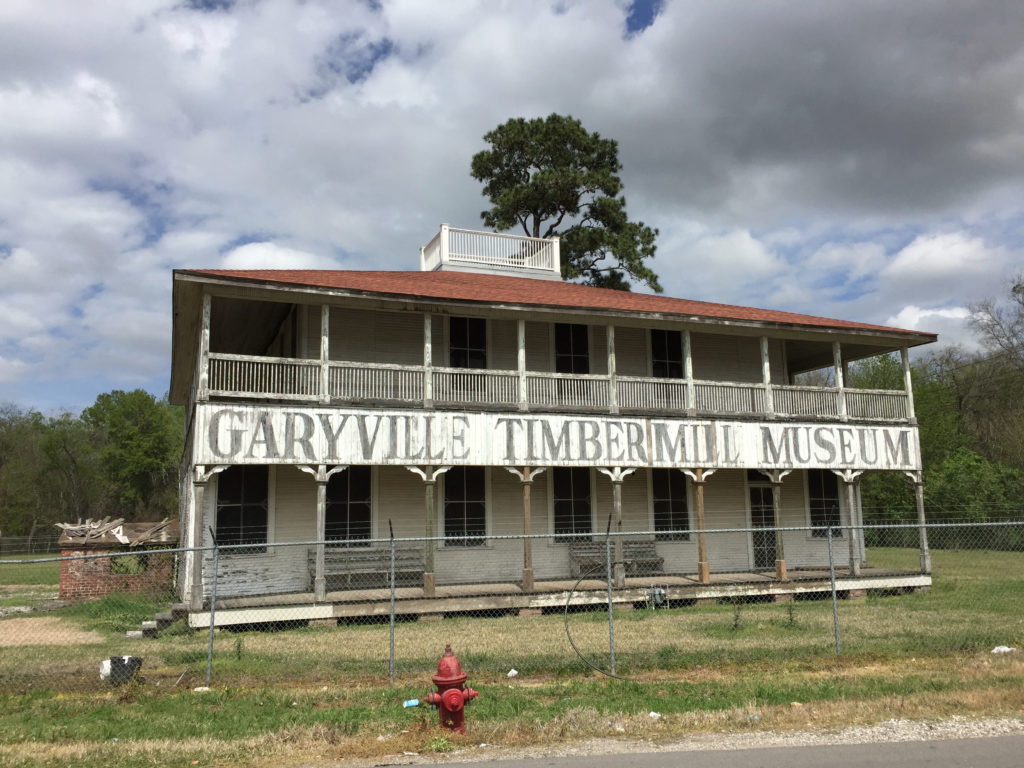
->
[[470, 113, 660, 291]]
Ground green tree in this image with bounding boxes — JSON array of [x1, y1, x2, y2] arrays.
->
[[82, 390, 183, 518], [470, 113, 660, 291]]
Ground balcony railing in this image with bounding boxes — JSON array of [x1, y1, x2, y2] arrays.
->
[[204, 354, 912, 422], [421, 225, 561, 279]]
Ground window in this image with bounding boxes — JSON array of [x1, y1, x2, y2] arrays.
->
[[216, 465, 269, 552], [326, 466, 372, 546], [807, 469, 842, 537], [553, 467, 592, 542], [444, 467, 486, 546], [651, 329, 684, 379], [555, 323, 589, 374], [652, 469, 690, 541], [747, 470, 776, 569], [450, 317, 487, 369]]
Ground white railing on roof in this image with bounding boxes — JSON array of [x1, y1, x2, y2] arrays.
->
[[420, 224, 561, 279]]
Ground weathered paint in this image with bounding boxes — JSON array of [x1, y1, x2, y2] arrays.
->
[[195, 404, 920, 471]]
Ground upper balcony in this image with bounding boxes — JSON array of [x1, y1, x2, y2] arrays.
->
[[420, 224, 562, 281]]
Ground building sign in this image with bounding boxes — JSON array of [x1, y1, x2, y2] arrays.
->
[[195, 405, 920, 471]]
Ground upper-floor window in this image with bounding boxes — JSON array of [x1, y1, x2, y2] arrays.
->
[[216, 465, 268, 553], [444, 466, 486, 546], [450, 317, 486, 369], [807, 469, 842, 537], [651, 329, 684, 379], [652, 469, 689, 541], [555, 323, 589, 374], [326, 466, 372, 546], [553, 467, 592, 542]]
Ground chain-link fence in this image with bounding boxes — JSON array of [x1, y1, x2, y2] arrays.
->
[[1, 521, 1021, 693]]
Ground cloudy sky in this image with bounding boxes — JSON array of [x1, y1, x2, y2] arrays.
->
[[2, 0, 1023, 412]]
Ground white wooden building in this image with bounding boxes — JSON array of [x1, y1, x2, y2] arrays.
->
[[170, 226, 936, 624]]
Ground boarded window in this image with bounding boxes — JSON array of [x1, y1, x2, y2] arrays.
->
[[326, 466, 372, 546], [808, 469, 842, 537], [553, 467, 592, 542], [444, 466, 486, 546], [555, 323, 589, 374], [450, 317, 487, 369], [652, 469, 689, 541], [651, 329, 684, 379], [216, 465, 269, 552]]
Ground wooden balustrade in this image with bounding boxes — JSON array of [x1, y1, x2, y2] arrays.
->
[[433, 367, 518, 407]]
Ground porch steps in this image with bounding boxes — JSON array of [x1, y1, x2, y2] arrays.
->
[[128, 603, 189, 639]]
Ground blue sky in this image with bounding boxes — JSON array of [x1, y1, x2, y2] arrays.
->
[[1, 0, 1022, 413]]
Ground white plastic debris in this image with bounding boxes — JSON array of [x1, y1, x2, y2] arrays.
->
[[99, 659, 111, 680], [991, 646, 1016, 654], [649, 711, 661, 720], [193, 686, 210, 692], [507, 668, 518, 678]]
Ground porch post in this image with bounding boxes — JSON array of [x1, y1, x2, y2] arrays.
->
[[905, 471, 931, 574], [517, 319, 528, 411], [198, 293, 211, 402], [406, 465, 451, 598], [833, 342, 847, 421], [759, 469, 792, 580], [683, 468, 716, 584], [597, 467, 637, 589], [901, 347, 916, 423], [298, 464, 348, 602], [319, 305, 330, 403], [833, 470, 863, 576], [760, 336, 775, 417], [190, 464, 227, 612], [507, 467, 546, 592], [683, 329, 695, 414], [607, 325, 619, 414], [423, 314, 433, 407]]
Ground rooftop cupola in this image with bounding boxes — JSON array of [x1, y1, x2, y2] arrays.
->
[[420, 224, 562, 281]]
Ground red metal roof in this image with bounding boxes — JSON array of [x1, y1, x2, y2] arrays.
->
[[183, 269, 934, 338]]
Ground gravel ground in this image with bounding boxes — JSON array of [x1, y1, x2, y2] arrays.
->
[[353, 716, 1024, 766]]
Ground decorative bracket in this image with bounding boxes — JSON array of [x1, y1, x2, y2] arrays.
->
[[506, 466, 547, 484], [194, 464, 229, 485], [831, 469, 865, 484], [596, 467, 637, 484], [758, 469, 793, 485], [406, 465, 452, 484], [902, 470, 923, 486], [298, 464, 349, 484], [680, 468, 717, 484]]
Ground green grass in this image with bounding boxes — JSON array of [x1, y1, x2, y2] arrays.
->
[[0, 554, 60, 586]]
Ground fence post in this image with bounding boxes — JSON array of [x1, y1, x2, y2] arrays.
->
[[389, 520, 396, 686], [604, 516, 616, 677], [206, 532, 219, 685], [827, 526, 841, 655]]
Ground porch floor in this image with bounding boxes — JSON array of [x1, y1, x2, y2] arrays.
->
[[189, 566, 931, 628]]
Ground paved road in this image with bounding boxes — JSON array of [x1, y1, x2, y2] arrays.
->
[[443, 735, 1024, 768]]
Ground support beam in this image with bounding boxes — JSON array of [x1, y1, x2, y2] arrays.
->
[[406, 465, 451, 597], [682, 468, 716, 583], [423, 313, 433, 407], [683, 329, 695, 413], [904, 471, 932, 574], [189, 464, 228, 612], [758, 469, 792, 580], [319, 305, 330, 403], [517, 319, 527, 411], [760, 336, 775, 417], [198, 293, 211, 401], [298, 464, 348, 602], [597, 467, 637, 588], [607, 325, 618, 414], [901, 347, 917, 423], [833, 469, 864, 576], [506, 467, 547, 592], [833, 342, 847, 421]]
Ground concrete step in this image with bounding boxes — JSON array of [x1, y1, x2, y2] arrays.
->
[[154, 612, 176, 629], [125, 630, 144, 639], [141, 620, 159, 638]]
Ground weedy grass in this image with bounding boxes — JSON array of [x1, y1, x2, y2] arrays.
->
[[0, 554, 61, 586]]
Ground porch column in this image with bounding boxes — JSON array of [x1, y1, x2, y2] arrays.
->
[[904, 471, 932, 574], [298, 465, 348, 602], [682, 468, 716, 584], [901, 347, 917, 423], [597, 467, 637, 588], [517, 319, 528, 411], [197, 293, 211, 402], [506, 467, 546, 592], [319, 305, 330, 404], [683, 329, 696, 414], [833, 342, 847, 421], [833, 470, 863, 576], [190, 465, 227, 612], [759, 469, 792, 580], [423, 314, 434, 407], [760, 336, 775, 417], [406, 465, 451, 597], [607, 325, 619, 414]]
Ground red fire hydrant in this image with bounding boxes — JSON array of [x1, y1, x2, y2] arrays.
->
[[424, 644, 478, 733]]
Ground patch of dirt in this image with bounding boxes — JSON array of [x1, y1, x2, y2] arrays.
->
[[0, 616, 103, 646]]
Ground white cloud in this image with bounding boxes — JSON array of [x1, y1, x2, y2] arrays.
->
[[220, 242, 340, 270]]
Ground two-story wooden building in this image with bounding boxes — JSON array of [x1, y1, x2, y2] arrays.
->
[[170, 226, 936, 626]]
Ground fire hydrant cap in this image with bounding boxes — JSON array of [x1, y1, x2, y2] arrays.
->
[[434, 644, 465, 682]]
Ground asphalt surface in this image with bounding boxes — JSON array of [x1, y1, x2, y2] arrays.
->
[[439, 735, 1024, 768]]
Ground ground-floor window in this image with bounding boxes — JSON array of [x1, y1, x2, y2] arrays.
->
[[553, 467, 592, 542], [215, 465, 269, 552], [652, 469, 689, 540], [808, 469, 842, 537], [444, 466, 486, 546], [326, 466, 372, 546]]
